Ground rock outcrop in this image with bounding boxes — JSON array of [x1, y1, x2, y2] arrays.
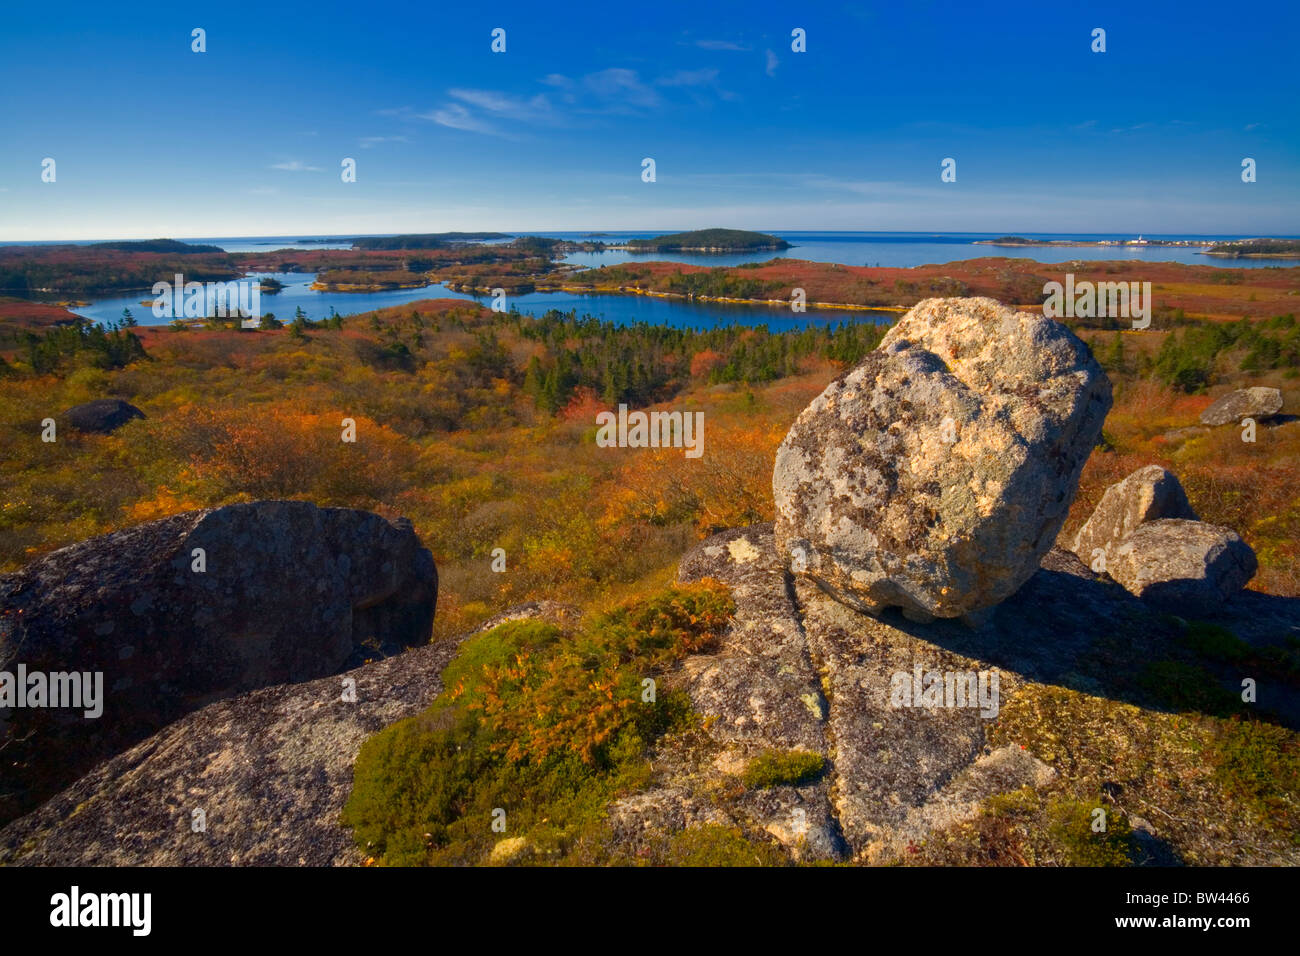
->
[[0, 602, 575, 866], [631, 525, 1294, 862], [1070, 465, 1198, 570], [1106, 519, 1258, 615], [609, 525, 1164, 862], [1199, 387, 1283, 426], [61, 398, 145, 433], [0, 500, 436, 826], [773, 297, 1111, 621]]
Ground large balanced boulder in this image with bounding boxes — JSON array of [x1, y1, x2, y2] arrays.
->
[[61, 398, 145, 433], [1107, 518, 1257, 614], [1070, 465, 1198, 570], [0, 500, 436, 825], [773, 297, 1111, 621], [1199, 387, 1283, 426]]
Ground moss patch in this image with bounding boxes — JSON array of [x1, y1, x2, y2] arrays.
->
[[741, 749, 826, 789], [666, 824, 791, 867], [342, 580, 734, 866]]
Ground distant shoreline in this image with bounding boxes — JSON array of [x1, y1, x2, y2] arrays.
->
[[974, 237, 1214, 248]]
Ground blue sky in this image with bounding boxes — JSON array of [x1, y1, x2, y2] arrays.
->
[[1, 0, 1296, 239]]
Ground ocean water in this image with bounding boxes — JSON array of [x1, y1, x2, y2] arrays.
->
[[541, 231, 1299, 270]]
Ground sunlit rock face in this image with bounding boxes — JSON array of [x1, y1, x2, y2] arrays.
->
[[774, 296, 1111, 621], [1070, 464, 1198, 571]]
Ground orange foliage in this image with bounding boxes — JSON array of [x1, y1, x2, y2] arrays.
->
[[689, 349, 727, 378], [603, 419, 786, 535]]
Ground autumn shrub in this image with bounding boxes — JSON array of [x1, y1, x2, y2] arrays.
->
[[343, 580, 734, 865], [131, 404, 418, 507], [604, 419, 785, 535]]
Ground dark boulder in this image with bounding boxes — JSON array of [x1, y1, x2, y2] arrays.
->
[[0, 500, 436, 825], [61, 398, 145, 434]]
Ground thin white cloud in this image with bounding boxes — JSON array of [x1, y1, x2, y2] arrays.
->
[[421, 68, 671, 136], [656, 68, 720, 87], [765, 49, 779, 77], [448, 88, 555, 123], [422, 103, 504, 136], [579, 68, 661, 109], [269, 160, 323, 172], [695, 39, 749, 51], [359, 135, 409, 148]]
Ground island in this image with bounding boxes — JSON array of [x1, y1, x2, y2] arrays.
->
[[622, 228, 791, 253], [1205, 238, 1300, 258]]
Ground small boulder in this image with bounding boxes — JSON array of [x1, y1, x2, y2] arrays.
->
[[1199, 387, 1283, 427], [1106, 518, 1257, 614], [773, 296, 1111, 619], [1070, 465, 1198, 570], [61, 398, 145, 434]]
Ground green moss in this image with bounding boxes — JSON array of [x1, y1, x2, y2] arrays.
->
[[1044, 796, 1137, 867], [1184, 621, 1251, 662], [342, 580, 734, 866], [1203, 717, 1300, 838], [1138, 660, 1242, 716], [666, 825, 790, 867], [742, 749, 826, 789]]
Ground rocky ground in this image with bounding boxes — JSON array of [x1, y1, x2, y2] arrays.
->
[[0, 602, 575, 866]]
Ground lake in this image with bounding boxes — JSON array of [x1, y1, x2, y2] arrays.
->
[[72, 273, 896, 333]]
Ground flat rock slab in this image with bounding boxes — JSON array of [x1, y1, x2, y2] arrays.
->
[[1199, 387, 1283, 426], [0, 641, 452, 866], [663, 524, 1097, 861], [677, 527, 827, 752]]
